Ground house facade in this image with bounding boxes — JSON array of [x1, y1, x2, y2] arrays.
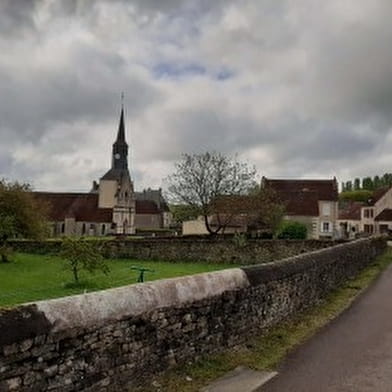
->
[[34, 106, 171, 237], [262, 177, 339, 239], [338, 186, 392, 237]]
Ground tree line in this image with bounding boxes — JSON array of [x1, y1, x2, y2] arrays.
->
[[341, 173, 392, 192]]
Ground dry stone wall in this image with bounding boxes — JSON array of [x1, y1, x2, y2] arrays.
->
[[0, 237, 387, 391], [9, 238, 342, 264]]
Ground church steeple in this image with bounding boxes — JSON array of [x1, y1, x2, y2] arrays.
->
[[116, 107, 126, 143], [112, 99, 129, 171]]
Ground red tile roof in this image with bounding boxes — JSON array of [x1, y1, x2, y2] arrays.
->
[[375, 209, 392, 221], [209, 214, 248, 228], [339, 201, 363, 220], [368, 187, 391, 205], [276, 190, 320, 216], [263, 178, 338, 201], [263, 178, 338, 217], [34, 192, 163, 222], [33, 192, 113, 223]]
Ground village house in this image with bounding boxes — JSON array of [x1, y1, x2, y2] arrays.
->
[[34, 106, 171, 237], [183, 177, 340, 239], [338, 186, 392, 237], [262, 177, 339, 239]]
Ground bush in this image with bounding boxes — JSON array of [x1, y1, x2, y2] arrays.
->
[[0, 244, 13, 263], [339, 190, 372, 202], [232, 232, 248, 248], [276, 221, 308, 239]]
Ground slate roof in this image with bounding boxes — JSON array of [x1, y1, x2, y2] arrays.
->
[[375, 209, 392, 221], [135, 200, 160, 214], [135, 189, 170, 212], [34, 192, 113, 223], [100, 168, 131, 181]]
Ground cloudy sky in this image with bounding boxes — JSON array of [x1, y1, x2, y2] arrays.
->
[[1, 0, 392, 192]]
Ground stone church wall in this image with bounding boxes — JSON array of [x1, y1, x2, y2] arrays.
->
[[0, 237, 386, 391], [10, 238, 343, 265], [134, 213, 162, 229]]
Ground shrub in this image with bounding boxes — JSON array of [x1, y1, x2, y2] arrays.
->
[[276, 221, 308, 240], [232, 232, 248, 248]]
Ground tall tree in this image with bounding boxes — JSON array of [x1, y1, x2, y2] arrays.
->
[[354, 178, 361, 190], [345, 181, 353, 191], [166, 152, 257, 235], [0, 180, 49, 262], [373, 175, 381, 189], [362, 177, 374, 190]]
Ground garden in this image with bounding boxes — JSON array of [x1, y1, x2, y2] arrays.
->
[[0, 251, 237, 308]]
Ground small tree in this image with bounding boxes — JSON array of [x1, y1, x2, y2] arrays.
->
[[276, 221, 308, 239], [166, 152, 257, 235], [170, 204, 201, 225], [0, 179, 49, 262], [60, 237, 109, 283], [246, 186, 285, 235]]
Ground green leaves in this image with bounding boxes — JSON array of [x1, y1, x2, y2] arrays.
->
[[0, 179, 49, 240], [276, 221, 308, 239], [60, 237, 109, 283]]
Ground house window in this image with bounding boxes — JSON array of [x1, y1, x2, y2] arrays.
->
[[364, 209, 374, 218], [82, 223, 86, 235], [364, 224, 374, 234], [61, 223, 65, 234], [322, 203, 331, 216], [101, 224, 106, 235], [322, 222, 330, 233]]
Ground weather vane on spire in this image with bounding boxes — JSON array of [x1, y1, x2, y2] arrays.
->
[[121, 91, 124, 109]]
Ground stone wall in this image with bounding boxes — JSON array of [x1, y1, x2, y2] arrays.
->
[[0, 237, 386, 391], [9, 238, 343, 265]]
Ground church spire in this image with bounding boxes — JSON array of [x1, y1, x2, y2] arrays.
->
[[116, 92, 126, 143], [116, 106, 126, 143], [112, 94, 129, 171]]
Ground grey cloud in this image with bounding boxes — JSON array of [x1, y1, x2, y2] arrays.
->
[[0, 0, 38, 36], [0, 46, 163, 144], [2, 0, 392, 191]]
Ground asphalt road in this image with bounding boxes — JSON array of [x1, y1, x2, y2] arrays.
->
[[260, 264, 392, 392]]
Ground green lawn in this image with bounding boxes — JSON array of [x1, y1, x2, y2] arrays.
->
[[0, 253, 238, 308]]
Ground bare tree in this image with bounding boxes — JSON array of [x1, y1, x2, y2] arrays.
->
[[166, 152, 257, 235]]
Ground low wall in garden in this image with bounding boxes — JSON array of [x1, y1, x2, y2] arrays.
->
[[0, 236, 387, 391], [9, 238, 344, 264]]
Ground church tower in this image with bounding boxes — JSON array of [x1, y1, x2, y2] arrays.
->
[[98, 102, 135, 234], [112, 108, 129, 171]]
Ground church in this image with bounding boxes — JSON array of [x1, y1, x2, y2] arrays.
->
[[34, 106, 171, 237]]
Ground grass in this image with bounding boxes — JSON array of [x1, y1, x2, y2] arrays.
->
[[137, 249, 392, 392], [0, 253, 238, 308]]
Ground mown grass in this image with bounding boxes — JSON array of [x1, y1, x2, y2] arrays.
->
[[137, 249, 392, 392], [0, 253, 238, 308]]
